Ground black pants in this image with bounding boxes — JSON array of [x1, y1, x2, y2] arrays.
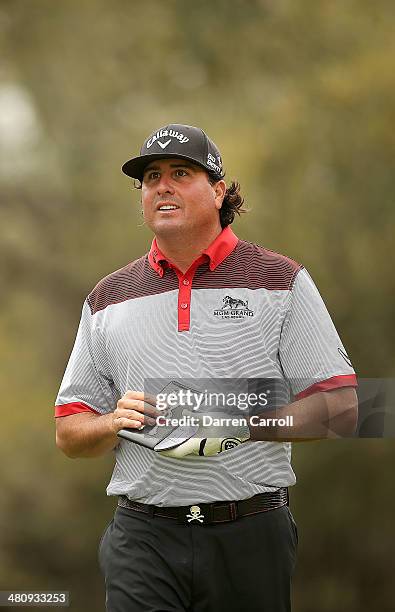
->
[[98, 503, 298, 612]]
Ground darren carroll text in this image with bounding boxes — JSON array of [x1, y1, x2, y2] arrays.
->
[[156, 415, 294, 427]]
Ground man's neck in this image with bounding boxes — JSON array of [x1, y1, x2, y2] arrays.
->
[[155, 226, 222, 274]]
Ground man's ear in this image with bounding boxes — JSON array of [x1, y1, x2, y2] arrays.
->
[[213, 180, 226, 210]]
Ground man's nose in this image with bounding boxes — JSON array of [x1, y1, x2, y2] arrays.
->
[[156, 174, 175, 195]]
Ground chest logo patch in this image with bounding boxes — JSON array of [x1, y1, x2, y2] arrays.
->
[[214, 295, 254, 319]]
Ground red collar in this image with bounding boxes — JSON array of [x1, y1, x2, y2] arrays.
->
[[148, 226, 239, 277]]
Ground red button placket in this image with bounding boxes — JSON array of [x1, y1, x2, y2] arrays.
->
[[173, 257, 205, 332], [176, 272, 192, 331]]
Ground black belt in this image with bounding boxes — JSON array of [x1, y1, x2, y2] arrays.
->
[[118, 488, 289, 525]]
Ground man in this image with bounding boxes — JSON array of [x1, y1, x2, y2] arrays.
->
[[55, 123, 358, 612]]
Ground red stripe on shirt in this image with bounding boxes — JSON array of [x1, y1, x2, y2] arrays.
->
[[295, 374, 358, 400], [54, 402, 101, 417]]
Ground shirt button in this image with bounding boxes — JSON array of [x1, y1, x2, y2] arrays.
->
[[180, 303, 189, 309], [182, 279, 190, 286]]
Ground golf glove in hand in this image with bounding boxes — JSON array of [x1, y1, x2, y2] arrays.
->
[[159, 410, 251, 458]]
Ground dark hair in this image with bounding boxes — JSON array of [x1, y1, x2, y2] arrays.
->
[[133, 166, 249, 228], [207, 172, 248, 228]]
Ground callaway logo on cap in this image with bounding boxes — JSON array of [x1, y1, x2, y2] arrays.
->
[[122, 123, 224, 181]]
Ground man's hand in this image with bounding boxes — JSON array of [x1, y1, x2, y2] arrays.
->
[[112, 390, 161, 435], [55, 390, 162, 459], [159, 410, 251, 458]]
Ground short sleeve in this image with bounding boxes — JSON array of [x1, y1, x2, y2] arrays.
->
[[54, 300, 118, 417], [278, 268, 357, 400]]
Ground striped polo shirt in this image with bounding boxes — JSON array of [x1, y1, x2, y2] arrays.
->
[[55, 226, 357, 506]]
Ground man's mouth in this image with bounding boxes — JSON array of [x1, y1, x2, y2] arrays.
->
[[156, 202, 180, 211]]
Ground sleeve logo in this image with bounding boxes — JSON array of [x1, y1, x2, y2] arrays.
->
[[338, 347, 352, 367]]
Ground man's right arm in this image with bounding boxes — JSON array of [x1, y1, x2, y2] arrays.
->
[[55, 391, 159, 458], [56, 412, 120, 459]]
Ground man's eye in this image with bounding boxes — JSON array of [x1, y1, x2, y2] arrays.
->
[[147, 171, 160, 180], [175, 169, 188, 177]]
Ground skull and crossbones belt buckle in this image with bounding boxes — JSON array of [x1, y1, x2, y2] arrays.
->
[[180, 504, 209, 525]]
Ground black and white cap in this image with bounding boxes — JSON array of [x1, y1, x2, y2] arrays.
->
[[122, 124, 224, 181]]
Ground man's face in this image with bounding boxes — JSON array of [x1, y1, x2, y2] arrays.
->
[[140, 158, 225, 237]]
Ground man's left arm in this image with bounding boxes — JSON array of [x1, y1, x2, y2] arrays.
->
[[266, 265, 359, 441], [248, 386, 358, 441]]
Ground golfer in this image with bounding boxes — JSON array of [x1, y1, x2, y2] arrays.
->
[[55, 124, 358, 612]]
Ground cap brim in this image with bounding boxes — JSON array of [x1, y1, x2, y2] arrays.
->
[[122, 153, 215, 181]]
